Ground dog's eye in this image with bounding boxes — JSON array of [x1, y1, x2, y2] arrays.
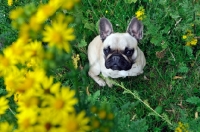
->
[[103, 46, 111, 55], [124, 48, 134, 56]]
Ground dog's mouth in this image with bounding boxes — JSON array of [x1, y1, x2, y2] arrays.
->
[[111, 64, 120, 70], [105, 54, 132, 71]]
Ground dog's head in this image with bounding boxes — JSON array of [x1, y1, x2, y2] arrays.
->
[[99, 17, 143, 71]]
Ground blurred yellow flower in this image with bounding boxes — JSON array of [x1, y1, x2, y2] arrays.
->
[[72, 54, 80, 69], [29, 16, 42, 31], [0, 97, 9, 115], [183, 30, 198, 46], [35, 4, 57, 23], [175, 122, 189, 132], [17, 91, 39, 112], [16, 110, 38, 131], [43, 16, 75, 52], [7, 0, 13, 6], [55, 87, 77, 111], [9, 7, 24, 24], [4, 67, 25, 92], [24, 41, 44, 68], [182, 35, 187, 39], [107, 113, 114, 120], [0, 122, 13, 132], [61, 111, 90, 132], [34, 109, 62, 131], [43, 86, 78, 120], [14, 92, 21, 102], [98, 110, 107, 119], [190, 38, 198, 45], [135, 7, 145, 20], [0, 55, 12, 76]]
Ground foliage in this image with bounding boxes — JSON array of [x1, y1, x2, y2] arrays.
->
[[0, 0, 200, 132]]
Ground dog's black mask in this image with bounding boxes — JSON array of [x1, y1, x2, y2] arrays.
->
[[105, 54, 132, 71]]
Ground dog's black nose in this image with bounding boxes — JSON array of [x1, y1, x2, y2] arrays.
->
[[112, 55, 120, 62]]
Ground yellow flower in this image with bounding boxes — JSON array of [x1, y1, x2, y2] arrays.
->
[[183, 30, 198, 46], [72, 54, 80, 69], [19, 24, 30, 42], [0, 122, 13, 132], [91, 119, 100, 129], [0, 39, 28, 75], [182, 35, 187, 39], [24, 41, 44, 68], [16, 110, 37, 131], [29, 16, 42, 31], [38, 76, 54, 94], [49, 0, 80, 10], [14, 91, 21, 102], [35, 4, 57, 24], [61, 111, 90, 132], [43, 15, 75, 52], [135, 7, 145, 20], [17, 90, 40, 112], [98, 110, 107, 119], [4, 67, 25, 92], [34, 109, 62, 132], [9, 7, 24, 20], [175, 122, 189, 132], [61, 0, 80, 10], [0, 97, 9, 115], [42, 86, 78, 120], [54, 87, 78, 111], [0, 54, 13, 76], [107, 113, 114, 120], [7, 0, 13, 6], [190, 38, 197, 45]]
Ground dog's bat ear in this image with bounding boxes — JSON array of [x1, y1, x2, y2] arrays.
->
[[99, 17, 113, 41], [126, 17, 143, 40]]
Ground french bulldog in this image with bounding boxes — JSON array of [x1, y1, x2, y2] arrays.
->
[[88, 17, 146, 87]]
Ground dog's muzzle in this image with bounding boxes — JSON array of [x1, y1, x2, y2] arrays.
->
[[105, 54, 132, 70]]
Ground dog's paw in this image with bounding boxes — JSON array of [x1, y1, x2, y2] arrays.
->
[[105, 79, 113, 88], [97, 79, 106, 87]]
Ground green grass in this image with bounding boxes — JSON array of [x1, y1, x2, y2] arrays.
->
[[70, 0, 200, 131], [0, 0, 200, 131]]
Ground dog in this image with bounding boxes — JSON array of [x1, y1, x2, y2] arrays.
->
[[88, 17, 146, 87]]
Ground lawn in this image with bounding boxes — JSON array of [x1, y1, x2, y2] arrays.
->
[[0, 0, 200, 132]]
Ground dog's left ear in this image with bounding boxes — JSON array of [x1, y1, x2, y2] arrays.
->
[[99, 17, 113, 41], [126, 17, 143, 40]]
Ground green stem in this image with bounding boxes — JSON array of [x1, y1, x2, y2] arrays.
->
[[9, 107, 16, 116], [113, 80, 172, 126]]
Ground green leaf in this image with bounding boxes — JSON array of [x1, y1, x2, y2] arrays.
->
[[184, 46, 193, 58], [197, 107, 200, 112], [186, 96, 200, 105], [162, 113, 171, 124], [178, 63, 189, 73], [155, 106, 163, 114], [78, 39, 87, 48], [178, 66, 189, 73], [150, 36, 162, 46], [170, 12, 180, 20], [123, 90, 130, 94], [87, 90, 100, 104], [84, 22, 95, 32], [124, 0, 137, 4], [129, 119, 148, 132]]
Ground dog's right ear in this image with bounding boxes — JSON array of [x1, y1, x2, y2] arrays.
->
[[99, 18, 113, 41], [126, 17, 143, 40]]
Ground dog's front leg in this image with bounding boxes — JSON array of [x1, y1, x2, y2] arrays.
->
[[88, 67, 106, 87]]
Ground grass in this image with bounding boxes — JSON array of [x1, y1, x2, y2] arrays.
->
[[71, 0, 200, 131], [0, 0, 200, 131]]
